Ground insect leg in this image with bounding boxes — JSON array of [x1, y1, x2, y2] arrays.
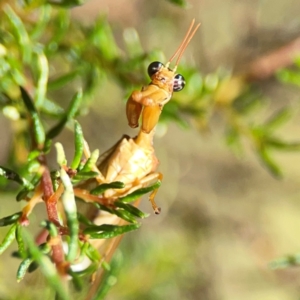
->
[[144, 172, 163, 214], [73, 188, 114, 207], [141, 105, 162, 133], [122, 172, 163, 214], [126, 94, 143, 128], [127, 85, 170, 132]]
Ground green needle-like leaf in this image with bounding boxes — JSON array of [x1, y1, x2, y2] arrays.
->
[[28, 261, 39, 273], [115, 201, 149, 219], [90, 181, 125, 195], [4, 5, 31, 63], [264, 108, 292, 132], [92, 250, 123, 300], [0, 167, 34, 189], [48, 0, 84, 8], [40, 98, 64, 117], [95, 204, 138, 223], [17, 257, 33, 282], [83, 242, 101, 262], [72, 171, 99, 181], [0, 212, 21, 227], [15, 224, 26, 258], [30, 5, 52, 41], [269, 254, 300, 269], [77, 213, 94, 226], [84, 223, 140, 239], [48, 70, 80, 91], [34, 50, 49, 108], [79, 149, 99, 173], [265, 138, 300, 151], [257, 147, 282, 178], [166, 0, 188, 7], [0, 223, 17, 255], [20, 87, 46, 148], [55, 142, 67, 166], [17, 175, 41, 202], [118, 181, 161, 203], [71, 121, 84, 170], [40, 220, 58, 237], [60, 168, 79, 262], [113, 209, 137, 224], [68, 269, 83, 291], [46, 90, 83, 139]]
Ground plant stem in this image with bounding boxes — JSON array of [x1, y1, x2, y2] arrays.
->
[[39, 154, 66, 273], [244, 37, 300, 81]]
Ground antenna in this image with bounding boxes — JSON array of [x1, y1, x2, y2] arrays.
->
[[167, 19, 200, 72]]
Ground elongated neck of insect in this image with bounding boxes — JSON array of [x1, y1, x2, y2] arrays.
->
[[135, 128, 156, 148]]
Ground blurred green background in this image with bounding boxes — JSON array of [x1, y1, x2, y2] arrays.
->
[[2, 0, 300, 299]]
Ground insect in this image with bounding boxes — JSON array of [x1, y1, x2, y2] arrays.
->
[[76, 19, 200, 298], [75, 19, 200, 217]]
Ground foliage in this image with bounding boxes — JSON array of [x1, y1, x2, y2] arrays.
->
[[1, 0, 300, 299]]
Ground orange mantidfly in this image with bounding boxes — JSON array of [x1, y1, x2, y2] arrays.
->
[[80, 19, 200, 298], [75, 19, 200, 218]]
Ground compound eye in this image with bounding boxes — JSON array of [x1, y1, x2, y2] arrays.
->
[[148, 61, 163, 77], [173, 74, 185, 92]]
